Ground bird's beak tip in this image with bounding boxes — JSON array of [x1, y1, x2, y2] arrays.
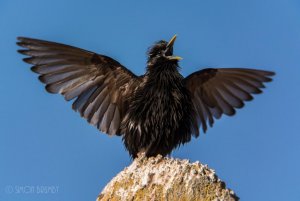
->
[[167, 56, 183, 61], [167, 34, 177, 48], [174, 56, 183, 61]]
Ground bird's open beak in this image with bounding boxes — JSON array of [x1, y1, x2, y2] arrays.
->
[[166, 34, 183, 61]]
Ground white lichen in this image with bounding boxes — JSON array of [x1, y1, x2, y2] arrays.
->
[[97, 154, 238, 201]]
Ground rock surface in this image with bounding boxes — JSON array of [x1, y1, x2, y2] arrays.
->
[[97, 154, 239, 201]]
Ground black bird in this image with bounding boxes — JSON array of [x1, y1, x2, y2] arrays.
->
[[17, 35, 274, 158]]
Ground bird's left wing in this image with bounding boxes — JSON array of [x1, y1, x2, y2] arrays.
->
[[184, 68, 275, 136], [17, 37, 141, 136]]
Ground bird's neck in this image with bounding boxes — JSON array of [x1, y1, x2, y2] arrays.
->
[[146, 62, 179, 76], [145, 62, 182, 87]]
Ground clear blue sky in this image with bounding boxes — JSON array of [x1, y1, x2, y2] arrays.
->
[[1, 0, 299, 200]]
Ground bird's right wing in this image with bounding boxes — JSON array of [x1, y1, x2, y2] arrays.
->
[[17, 37, 142, 136], [184, 68, 275, 136]]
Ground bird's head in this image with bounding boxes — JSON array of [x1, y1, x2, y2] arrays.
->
[[147, 35, 182, 67]]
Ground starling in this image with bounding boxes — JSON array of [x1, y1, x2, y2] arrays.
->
[[17, 35, 275, 158]]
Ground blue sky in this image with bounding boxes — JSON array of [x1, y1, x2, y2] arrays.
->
[[1, 0, 300, 200]]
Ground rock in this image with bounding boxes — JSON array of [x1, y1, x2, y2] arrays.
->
[[97, 153, 239, 201]]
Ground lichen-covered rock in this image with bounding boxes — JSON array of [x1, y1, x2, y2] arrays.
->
[[97, 154, 238, 201]]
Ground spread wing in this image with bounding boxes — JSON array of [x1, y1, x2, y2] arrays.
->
[[17, 37, 141, 136], [184, 68, 275, 136]]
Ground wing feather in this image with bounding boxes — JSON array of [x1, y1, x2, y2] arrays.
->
[[17, 37, 141, 136], [184, 68, 274, 134]]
